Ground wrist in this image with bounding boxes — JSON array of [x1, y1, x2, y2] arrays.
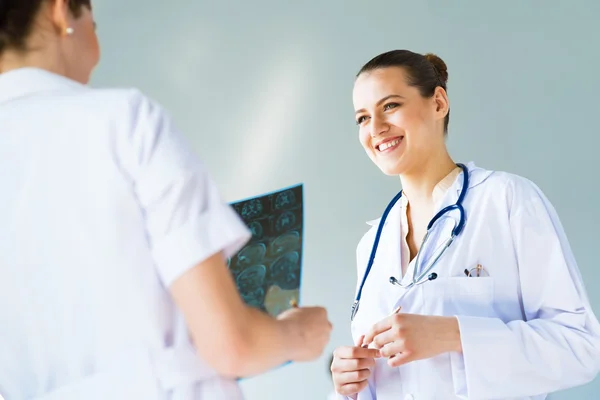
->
[[277, 318, 304, 361], [446, 316, 462, 353]]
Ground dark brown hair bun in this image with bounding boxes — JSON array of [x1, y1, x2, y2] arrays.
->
[[424, 53, 448, 84]]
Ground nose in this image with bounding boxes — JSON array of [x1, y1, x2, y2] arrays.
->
[[369, 115, 389, 138]]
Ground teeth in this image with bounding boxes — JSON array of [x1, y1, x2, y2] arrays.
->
[[379, 138, 401, 151]]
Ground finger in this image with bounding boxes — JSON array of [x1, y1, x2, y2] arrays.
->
[[362, 316, 394, 346], [332, 356, 376, 373], [387, 351, 413, 368], [355, 334, 365, 347], [379, 341, 406, 358], [334, 346, 380, 360], [363, 306, 402, 346], [337, 380, 369, 397], [371, 328, 402, 350], [336, 368, 371, 384]]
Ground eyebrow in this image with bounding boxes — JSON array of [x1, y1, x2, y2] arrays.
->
[[355, 94, 405, 115]]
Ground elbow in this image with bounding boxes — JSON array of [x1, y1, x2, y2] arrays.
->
[[566, 331, 600, 386], [581, 328, 600, 380], [213, 336, 252, 378], [193, 330, 253, 378], [575, 358, 600, 387], [583, 338, 600, 383]]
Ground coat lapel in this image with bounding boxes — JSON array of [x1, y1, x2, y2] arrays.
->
[[365, 198, 403, 285], [363, 162, 496, 286]]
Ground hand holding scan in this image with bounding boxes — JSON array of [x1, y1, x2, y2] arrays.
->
[[362, 312, 461, 367], [331, 335, 381, 397], [276, 306, 332, 362]]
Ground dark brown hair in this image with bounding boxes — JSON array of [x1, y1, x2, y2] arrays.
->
[[0, 0, 91, 53], [358, 49, 451, 133]]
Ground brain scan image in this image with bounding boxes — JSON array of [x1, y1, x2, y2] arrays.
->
[[228, 184, 304, 316]]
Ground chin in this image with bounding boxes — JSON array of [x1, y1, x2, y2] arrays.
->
[[376, 163, 404, 176], [76, 69, 94, 85], [370, 148, 411, 176]]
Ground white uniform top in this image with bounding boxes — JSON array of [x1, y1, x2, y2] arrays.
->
[[342, 162, 600, 400], [0, 68, 251, 400]]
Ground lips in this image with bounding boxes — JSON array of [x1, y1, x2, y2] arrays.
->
[[376, 137, 403, 152]]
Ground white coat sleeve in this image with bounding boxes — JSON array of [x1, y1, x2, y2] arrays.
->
[[115, 90, 251, 287], [340, 235, 376, 400], [452, 181, 600, 399]]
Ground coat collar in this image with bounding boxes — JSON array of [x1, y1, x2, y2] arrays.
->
[[366, 161, 494, 227], [0, 67, 85, 103]]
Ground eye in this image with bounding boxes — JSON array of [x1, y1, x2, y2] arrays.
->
[[356, 115, 368, 125], [383, 102, 401, 111]]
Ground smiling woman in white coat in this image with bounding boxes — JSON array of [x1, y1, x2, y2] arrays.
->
[[330, 49, 600, 400], [0, 1, 333, 399]]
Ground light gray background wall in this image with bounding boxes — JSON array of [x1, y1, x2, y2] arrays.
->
[[90, 1, 599, 399]]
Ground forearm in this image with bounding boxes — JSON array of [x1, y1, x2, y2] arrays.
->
[[171, 252, 303, 378], [438, 316, 463, 353]]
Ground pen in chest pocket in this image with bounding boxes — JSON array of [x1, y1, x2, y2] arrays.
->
[[464, 263, 488, 277]]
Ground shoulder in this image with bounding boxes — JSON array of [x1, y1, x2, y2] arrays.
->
[[480, 167, 546, 198], [78, 87, 167, 122], [469, 163, 554, 217], [0, 69, 167, 125], [466, 163, 538, 193], [79, 87, 181, 149], [39, 81, 165, 121]]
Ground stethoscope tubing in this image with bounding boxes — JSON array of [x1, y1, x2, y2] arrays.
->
[[351, 163, 469, 321]]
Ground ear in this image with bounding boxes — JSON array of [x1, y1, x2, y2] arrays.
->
[[432, 86, 450, 120], [48, 0, 72, 36]]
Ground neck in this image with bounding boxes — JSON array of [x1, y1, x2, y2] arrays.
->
[[0, 45, 66, 77], [400, 149, 456, 204]]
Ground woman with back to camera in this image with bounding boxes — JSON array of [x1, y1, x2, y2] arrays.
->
[[0, 1, 332, 399], [330, 49, 600, 399]]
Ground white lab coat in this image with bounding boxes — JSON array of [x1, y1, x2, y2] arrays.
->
[[0, 68, 251, 399], [341, 162, 600, 400]]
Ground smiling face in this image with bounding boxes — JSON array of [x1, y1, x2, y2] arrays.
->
[[353, 67, 449, 176]]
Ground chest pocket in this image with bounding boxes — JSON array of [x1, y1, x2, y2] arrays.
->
[[422, 276, 495, 318]]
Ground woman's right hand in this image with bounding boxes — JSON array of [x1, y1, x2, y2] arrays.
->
[[331, 335, 381, 397], [277, 306, 332, 362]]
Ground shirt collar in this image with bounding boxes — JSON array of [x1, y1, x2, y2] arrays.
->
[[432, 166, 461, 203], [0, 67, 85, 103], [396, 165, 461, 208], [366, 162, 494, 226]]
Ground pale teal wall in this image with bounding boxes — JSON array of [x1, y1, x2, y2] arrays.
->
[[91, 1, 600, 399]]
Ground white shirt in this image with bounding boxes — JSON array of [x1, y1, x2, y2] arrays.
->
[[398, 166, 461, 275], [0, 68, 251, 400], [343, 162, 600, 400]]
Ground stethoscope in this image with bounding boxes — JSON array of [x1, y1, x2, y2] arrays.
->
[[350, 163, 469, 322]]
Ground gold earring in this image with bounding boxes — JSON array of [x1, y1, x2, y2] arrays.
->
[[66, 27, 74, 35]]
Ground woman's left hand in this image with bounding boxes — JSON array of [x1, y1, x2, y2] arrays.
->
[[361, 312, 463, 367]]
